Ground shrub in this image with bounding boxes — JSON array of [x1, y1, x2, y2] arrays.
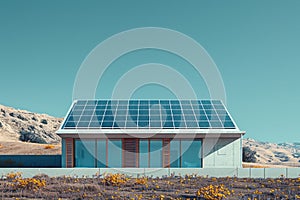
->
[[196, 184, 233, 200], [102, 173, 129, 186], [13, 177, 46, 190], [44, 144, 55, 149], [135, 177, 148, 188], [5, 172, 46, 191]]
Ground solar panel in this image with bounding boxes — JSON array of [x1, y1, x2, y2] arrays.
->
[[61, 100, 236, 129]]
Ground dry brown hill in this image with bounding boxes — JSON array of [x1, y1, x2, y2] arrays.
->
[[0, 104, 62, 144]]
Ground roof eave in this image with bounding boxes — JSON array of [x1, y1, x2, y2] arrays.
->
[[56, 129, 245, 135]]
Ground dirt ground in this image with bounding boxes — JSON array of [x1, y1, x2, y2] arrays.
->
[[0, 173, 299, 199], [0, 135, 61, 155]]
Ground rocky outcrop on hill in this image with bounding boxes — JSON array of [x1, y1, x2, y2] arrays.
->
[[0, 104, 62, 144], [242, 146, 257, 163]]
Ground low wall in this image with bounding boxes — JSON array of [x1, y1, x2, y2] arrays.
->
[[0, 168, 299, 178], [0, 155, 61, 168]]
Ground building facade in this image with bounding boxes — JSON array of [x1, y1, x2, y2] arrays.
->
[[57, 100, 245, 168]]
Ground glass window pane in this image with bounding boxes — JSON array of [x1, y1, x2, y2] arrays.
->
[[107, 140, 122, 167], [223, 121, 235, 128], [64, 121, 76, 128], [97, 140, 106, 168], [76, 100, 87, 105], [75, 140, 95, 167], [201, 100, 211, 104], [150, 140, 162, 167], [61, 138, 66, 167], [199, 121, 210, 128], [139, 140, 149, 168], [170, 140, 180, 168], [181, 140, 202, 168]]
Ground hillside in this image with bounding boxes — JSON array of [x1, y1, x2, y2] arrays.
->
[[0, 104, 61, 144], [243, 138, 300, 167]]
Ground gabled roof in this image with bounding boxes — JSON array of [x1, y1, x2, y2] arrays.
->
[[56, 99, 244, 135]]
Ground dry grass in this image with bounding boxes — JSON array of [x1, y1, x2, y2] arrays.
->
[[44, 144, 55, 149], [243, 163, 268, 168], [0, 141, 61, 155], [242, 162, 293, 168]]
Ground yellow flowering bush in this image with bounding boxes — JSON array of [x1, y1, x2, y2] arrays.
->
[[6, 172, 22, 180], [13, 177, 46, 190], [135, 177, 148, 187], [196, 184, 233, 200], [44, 144, 55, 149], [5, 172, 46, 190], [102, 173, 128, 186]]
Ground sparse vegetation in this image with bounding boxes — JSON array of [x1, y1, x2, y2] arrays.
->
[[0, 172, 300, 199], [44, 144, 55, 149]]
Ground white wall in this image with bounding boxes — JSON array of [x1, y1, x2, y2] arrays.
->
[[202, 137, 242, 168]]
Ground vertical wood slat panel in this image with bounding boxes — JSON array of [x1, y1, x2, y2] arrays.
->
[[65, 138, 74, 168], [163, 139, 170, 168], [136, 139, 139, 168], [123, 139, 137, 168]]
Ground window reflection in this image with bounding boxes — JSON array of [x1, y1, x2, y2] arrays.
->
[[181, 140, 201, 168], [75, 140, 95, 167], [170, 140, 180, 168], [150, 140, 162, 167], [97, 140, 106, 168], [107, 140, 122, 168], [139, 140, 149, 167]]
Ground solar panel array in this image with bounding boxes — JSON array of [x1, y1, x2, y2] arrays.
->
[[61, 100, 236, 129]]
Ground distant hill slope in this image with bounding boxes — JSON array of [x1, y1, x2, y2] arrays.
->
[[0, 104, 62, 144], [243, 138, 300, 167]]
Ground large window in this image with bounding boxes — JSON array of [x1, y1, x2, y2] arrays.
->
[[73, 138, 202, 168], [74, 139, 122, 168], [181, 140, 202, 168], [139, 140, 163, 167], [139, 140, 149, 168], [97, 140, 106, 168], [75, 140, 95, 167], [150, 140, 163, 167], [107, 140, 122, 168]]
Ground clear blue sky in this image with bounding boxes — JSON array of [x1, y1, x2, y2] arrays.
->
[[0, 0, 299, 143]]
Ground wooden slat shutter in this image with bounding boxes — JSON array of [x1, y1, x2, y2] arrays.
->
[[65, 138, 74, 168], [163, 139, 170, 168], [123, 139, 138, 167]]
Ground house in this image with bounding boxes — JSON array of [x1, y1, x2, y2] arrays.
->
[[56, 99, 245, 168]]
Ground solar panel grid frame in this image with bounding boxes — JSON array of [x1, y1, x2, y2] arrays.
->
[[61, 100, 236, 129]]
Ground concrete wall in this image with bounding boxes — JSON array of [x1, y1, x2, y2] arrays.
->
[[0, 155, 61, 168], [202, 138, 242, 168], [1, 168, 299, 178]]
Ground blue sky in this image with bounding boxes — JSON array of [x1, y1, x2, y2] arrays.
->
[[0, 0, 299, 143]]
